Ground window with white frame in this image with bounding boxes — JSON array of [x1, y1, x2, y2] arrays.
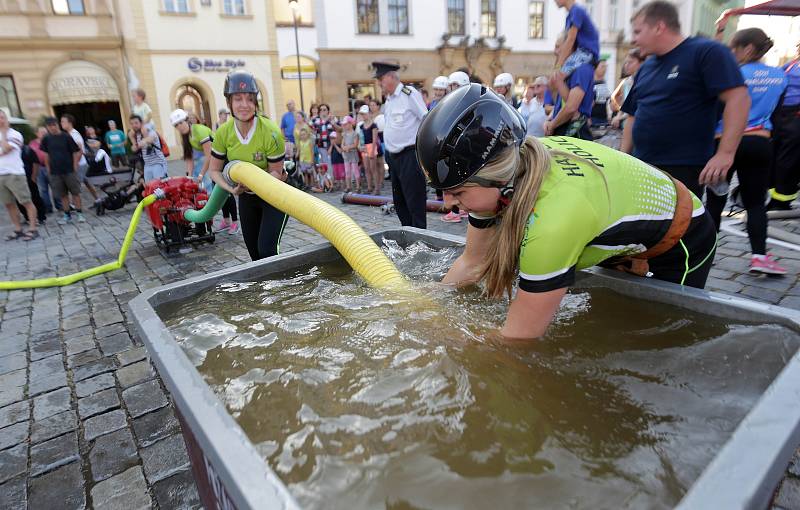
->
[[448, 0, 465, 35], [52, 0, 84, 15], [388, 0, 408, 34], [357, 0, 380, 34], [164, 0, 190, 13], [529, 1, 544, 39], [223, 0, 245, 15], [480, 0, 496, 38]]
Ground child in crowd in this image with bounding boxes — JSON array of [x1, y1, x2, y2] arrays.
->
[[340, 116, 361, 193], [311, 163, 333, 193], [553, 0, 600, 75], [131, 88, 156, 132], [329, 131, 346, 191], [295, 125, 315, 189]]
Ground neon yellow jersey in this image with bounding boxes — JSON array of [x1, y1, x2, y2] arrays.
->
[[517, 136, 705, 292], [189, 123, 212, 151], [211, 115, 285, 169]]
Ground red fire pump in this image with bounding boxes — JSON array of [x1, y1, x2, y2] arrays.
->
[[144, 176, 215, 252]]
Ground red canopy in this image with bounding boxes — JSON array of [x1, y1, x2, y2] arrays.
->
[[727, 0, 800, 16]]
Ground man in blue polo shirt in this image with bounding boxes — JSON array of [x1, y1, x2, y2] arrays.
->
[[544, 32, 595, 140], [769, 42, 800, 210], [620, 1, 749, 197]]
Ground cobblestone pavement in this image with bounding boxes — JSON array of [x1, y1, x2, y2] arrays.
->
[[0, 160, 799, 509]]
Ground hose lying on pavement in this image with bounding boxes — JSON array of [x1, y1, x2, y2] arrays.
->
[[0, 192, 162, 290]]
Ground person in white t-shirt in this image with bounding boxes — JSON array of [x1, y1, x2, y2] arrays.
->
[[0, 108, 38, 241], [518, 78, 549, 138]]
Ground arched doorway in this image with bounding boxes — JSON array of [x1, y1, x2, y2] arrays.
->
[[48, 60, 122, 137], [175, 84, 211, 127]]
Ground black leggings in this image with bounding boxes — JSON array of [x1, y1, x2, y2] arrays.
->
[[238, 193, 289, 261], [221, 195, 238, 221], [705, 136, 770, 255], [771, 106, 800, 201], [647, 210, 717, 289]]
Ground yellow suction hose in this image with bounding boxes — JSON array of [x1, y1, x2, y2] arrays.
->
[[197, 161, 409, 291], [0, 193, 160, 290]]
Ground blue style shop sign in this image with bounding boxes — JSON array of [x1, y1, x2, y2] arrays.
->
[[187, 58, 246, 73]]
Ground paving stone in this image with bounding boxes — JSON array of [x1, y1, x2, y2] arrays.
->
[[78, 388, 120, 419], [84, 409, 127, 441], [29, 371, 67, 397], [94, 309, 125, 328], [31, 410, 77, 445], [95, 322, 127, 339], [780, 296, 800, 311], [152, 468, 201, 510], [28, 460, 85, 510], [776, 477, 800, 510], [116, 360, 154, 388], [132, 406, 182, 447], [30, 431, 79, 477], [123, 379, 168, 418], [0, 443, 27, 483], [740, 285, 784, 304], [116, 346, 148, 367], [0, 368, 26, 389], [789, 447, 800, 478], [89, 427, 139, 482], [0, 336, 27, 357], [0, 400, 30, 429], [65, 335, 96, 356], [91, 465, 152, 510], [33, 387, 72, 421], [0, 421, 28, 451], [29, 355, 64, 381], [0, 385, 24, 409], [734, 273, 796, 293], [62, 314, 91, 331], [75, 372, 116, 398], [0, 475, 26, 509], [0, 352, 26, 376], [67, 348, 103, 369], [98, 332, 134, 356], [30, 336, 62, 362], [72, 356, 115, 382], [141, 434, 190, 483]]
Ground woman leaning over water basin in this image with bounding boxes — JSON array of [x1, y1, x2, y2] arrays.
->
[[416, 84, 718, 340]]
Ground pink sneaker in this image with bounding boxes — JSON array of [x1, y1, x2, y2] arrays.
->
[[441, 211, 462, 223], [227, 221, 240, 235], [749, 254, 787, 275], [217, 218, 230, 231]]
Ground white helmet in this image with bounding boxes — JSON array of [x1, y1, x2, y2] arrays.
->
[[493, 72, 514, 88], [448, 71, 470, 87], [432, 75, 449, 90], [169, 108, 189, 126]]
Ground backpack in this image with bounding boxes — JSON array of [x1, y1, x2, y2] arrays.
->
[[157, 132, 170, 157]]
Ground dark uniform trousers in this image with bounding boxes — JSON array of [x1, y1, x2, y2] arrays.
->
[[771, 105, 800, 202], [386, 146, 427, 229]]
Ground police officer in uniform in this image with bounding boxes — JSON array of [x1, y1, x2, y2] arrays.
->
[[374, 61, 428, 228]]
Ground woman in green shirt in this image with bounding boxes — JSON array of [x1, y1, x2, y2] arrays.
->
[[416, 84, 717, 340], [208, 70, 288, 260], [172, 108, 239, 233]]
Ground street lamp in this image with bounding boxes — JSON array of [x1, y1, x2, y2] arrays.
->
[[289, 0, 305, 114]]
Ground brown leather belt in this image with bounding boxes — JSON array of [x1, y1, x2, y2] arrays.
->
[[615, 176, 694, 277]]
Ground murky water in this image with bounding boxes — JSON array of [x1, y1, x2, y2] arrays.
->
[[160, 240, 800, 510]]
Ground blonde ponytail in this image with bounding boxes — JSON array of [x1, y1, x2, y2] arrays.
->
[[477, 136, 552, 298]]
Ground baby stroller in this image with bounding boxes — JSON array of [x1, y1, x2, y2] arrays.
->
[[94, 172, 145, 216]]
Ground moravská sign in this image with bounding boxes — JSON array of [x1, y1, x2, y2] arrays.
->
[[187, 58, 246, 73]]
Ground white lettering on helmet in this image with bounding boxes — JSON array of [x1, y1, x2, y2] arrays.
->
[[481, 120, 505, 160]]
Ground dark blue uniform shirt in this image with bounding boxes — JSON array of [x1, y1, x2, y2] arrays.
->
[[622, 37, 744, 166]]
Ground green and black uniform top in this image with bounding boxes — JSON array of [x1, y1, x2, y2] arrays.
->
[[211, 115, 285, 178], [468, 136, 705, 293], [189, 123, 213, 151]]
